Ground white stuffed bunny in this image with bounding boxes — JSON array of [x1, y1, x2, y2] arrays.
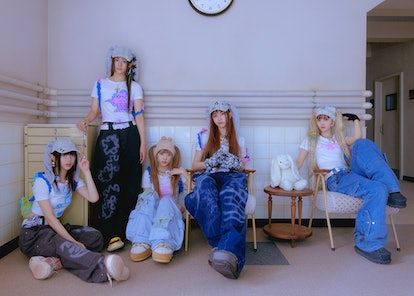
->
[[271, 154, 308, 191]]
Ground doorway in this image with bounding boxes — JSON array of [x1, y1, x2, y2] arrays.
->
[[374, 73, 404, 179]]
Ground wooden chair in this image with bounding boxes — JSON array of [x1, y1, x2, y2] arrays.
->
[[309, 169, 401, 251], [184, 168, 257, 252]]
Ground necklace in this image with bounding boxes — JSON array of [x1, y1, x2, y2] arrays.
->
[[158, 170, 171, 176]]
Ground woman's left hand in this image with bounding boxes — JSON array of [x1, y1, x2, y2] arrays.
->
[[171, 167, 187, 176], [78, 154, 90, 172], [140, 143, 146, 164]]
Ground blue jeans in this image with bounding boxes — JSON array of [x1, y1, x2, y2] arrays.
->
[[126, 190, 184, 251], [326, 139, 400, 252], [185, 172, 248, 273]]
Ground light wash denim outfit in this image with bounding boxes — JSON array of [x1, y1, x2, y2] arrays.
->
[[126, 190, 184, 251], [185, 171, 248, 274], [326, 139, 400, 252]]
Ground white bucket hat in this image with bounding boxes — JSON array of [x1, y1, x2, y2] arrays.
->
[[105, 45, 138, 79], [206, 100, 240, 132], [314, 106, 336, 120], [44, 138, 80, 187]]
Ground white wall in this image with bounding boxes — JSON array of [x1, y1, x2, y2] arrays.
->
[[366, 40, 414, 178], [46, 0, 380, 221], [48, 0, 381, 91], [0, 0, 48, 246], [0, 0, 386, 247]]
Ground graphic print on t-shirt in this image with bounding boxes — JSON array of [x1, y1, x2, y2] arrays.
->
[[318, 138, 339, 152], [106, 89, 129, 112]]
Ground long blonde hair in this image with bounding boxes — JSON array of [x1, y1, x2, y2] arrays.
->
[[307, 109, 351, 173]]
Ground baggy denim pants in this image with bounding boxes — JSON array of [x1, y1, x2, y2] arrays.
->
[[326, 139, 400, 252], [19, 224, 108, 283], [126, 190, 184, 251], [184, 172, 248, 273]]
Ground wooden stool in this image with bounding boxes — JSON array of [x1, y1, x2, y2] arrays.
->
[[263, 186, 313, 247]]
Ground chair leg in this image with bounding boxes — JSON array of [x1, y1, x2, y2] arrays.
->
[[321, 176, 335, 251], [185, 211, 190, 251], [389, 214, 401, 251], [308, 175, 320, 228], [251, 213, 257, 252]]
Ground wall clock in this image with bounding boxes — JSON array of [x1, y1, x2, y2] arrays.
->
[[189, 0, 233, 16]]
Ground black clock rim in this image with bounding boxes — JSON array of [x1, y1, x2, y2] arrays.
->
[[188, 0, 234, 16]]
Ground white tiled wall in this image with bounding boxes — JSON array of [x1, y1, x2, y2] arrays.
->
[[0, 122, 375, 248], [145, 124, 333, 220], [0, 123, 24, 247]]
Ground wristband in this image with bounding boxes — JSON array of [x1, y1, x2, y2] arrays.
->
[[132, 108, 144, 117]]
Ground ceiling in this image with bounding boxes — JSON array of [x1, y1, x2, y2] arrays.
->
[[368, 0, 414, 42]]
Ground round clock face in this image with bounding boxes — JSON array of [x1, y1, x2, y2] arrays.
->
[[189, 0, 233, 16]]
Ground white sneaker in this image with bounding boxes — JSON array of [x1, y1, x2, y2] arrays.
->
[[152, 243, 173, 264], [29, 256, 62, 280], [130, 242, 151, 262], [105, 254, 130, 284]]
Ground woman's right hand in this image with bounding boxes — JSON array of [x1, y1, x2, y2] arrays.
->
[[74, 241, 86, 249], [76, 119, 88, 133]]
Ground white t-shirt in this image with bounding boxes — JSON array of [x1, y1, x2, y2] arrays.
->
[[300, 135, 347, 170], [91, 78, 143, 123], [195, 128, 249, 172], [31, 178, 86, 218], [141, 168, 185, 199]]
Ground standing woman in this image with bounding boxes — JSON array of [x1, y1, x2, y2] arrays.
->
[[77, 45, 146, 251], [185, 100, 250, 279]]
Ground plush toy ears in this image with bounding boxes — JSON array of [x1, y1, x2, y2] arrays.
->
[[286, 154, 301, 180], [270, 157, 282, 187]]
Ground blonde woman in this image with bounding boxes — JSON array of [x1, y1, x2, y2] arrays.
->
[[296, 106, 406, 264]]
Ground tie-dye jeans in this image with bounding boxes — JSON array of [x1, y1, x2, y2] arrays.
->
[[19, 223, 108, 283], [185, 172, 248, 273], [89, 126, 142, 244], [126, 190, 184, 251], [326, 139, 400, 252]]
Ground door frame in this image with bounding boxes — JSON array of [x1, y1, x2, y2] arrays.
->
[[374, 72, 404, 180]]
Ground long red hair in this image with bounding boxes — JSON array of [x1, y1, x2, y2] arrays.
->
[[203, 111, 240, 159]]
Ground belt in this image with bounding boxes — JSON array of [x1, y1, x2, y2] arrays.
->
[[325, 167, 349, 180], [101, 121, 136, 131]]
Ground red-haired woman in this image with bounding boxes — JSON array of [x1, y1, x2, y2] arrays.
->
[[185, 101, 250, 279]]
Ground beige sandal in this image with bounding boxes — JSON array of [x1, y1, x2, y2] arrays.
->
[[107, 237, 125, 252]]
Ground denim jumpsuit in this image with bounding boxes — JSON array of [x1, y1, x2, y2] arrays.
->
[[326, 139, 400, 252]]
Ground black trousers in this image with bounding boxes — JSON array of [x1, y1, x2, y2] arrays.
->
[[19, 224, 107, 283], [89, 125, 142, 245]]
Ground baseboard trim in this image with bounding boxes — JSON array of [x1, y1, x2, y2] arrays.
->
[[249, 219, 355, 228], [0, 237, 19, 259], [403, 175, 414, 182]]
